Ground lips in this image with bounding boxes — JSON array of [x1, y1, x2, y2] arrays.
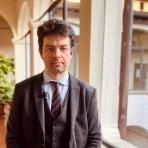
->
[[51, 62, 63, 66], [52, 62, 62, 64]]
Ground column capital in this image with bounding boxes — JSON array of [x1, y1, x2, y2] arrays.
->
[[12, 37, 24, 44]]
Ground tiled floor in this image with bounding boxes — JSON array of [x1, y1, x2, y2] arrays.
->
[[0, 116, 7, 148]]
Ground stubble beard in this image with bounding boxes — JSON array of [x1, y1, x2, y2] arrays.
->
[[51, 65, 66, 75]]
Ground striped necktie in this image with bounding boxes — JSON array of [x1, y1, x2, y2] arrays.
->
[[51, 82, 61, 118]]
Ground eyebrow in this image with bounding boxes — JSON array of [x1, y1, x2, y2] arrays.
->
[[44, 44, 69, 48]]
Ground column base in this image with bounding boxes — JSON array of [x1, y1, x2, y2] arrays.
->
[[102, 127, 137, 148]]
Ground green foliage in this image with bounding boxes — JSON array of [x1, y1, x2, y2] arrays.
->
[[0, 55, 15, 104]]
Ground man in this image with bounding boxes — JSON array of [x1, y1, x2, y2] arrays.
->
[[6, 19, 102, 148]]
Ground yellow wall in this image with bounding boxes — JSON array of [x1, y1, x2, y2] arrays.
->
[[133, 1, 148, 12]]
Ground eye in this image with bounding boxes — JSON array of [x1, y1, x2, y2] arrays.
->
[[60, 47, 68, 51], [46, 47, 55, 52]]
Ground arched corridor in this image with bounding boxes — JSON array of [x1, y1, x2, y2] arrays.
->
[[0, 0, 148, 148]]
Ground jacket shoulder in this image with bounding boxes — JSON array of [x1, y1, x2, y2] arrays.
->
[[15, 73, 43, 88], [79, 79, 94, 89], [70, 75, 95, 93]]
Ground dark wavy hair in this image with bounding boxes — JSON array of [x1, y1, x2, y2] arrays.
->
[[37, 19, 76, 53]]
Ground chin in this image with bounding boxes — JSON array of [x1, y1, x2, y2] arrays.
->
[[53, 68, 65, 74]]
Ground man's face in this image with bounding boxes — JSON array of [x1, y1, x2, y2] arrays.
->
[[40, 34, 73, 79]]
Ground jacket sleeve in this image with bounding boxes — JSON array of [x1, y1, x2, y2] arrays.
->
[[6, 85, 23, 148], [86, 89, 102, 148]]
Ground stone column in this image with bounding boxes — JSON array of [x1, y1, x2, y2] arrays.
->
[[12, 37, 30, 83], [79, 0, 136, 147], [79, 0, 105, 113], [29, 20, 44, 76]]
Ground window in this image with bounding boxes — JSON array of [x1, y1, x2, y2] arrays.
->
[[134, 63, 148, 90], [129, 30, 148, 91]]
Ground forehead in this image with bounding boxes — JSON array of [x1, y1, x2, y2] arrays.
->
[[43, 34, 70, 46]]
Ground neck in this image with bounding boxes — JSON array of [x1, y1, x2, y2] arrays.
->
[[45, 70, 68, 81]]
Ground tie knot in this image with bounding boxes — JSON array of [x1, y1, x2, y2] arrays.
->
[[50, 81, 59, 89]]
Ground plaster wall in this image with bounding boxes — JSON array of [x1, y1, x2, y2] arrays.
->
[[0, 0, 17, 36], [0, 16, 13, 58]]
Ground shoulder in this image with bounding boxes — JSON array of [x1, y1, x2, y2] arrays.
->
[[70, 75, 97, 110], [15, 73, 43, 89], [70, 74, 96, 94]]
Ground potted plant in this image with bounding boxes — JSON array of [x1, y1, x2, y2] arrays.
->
[[0, 55, 15, 116]]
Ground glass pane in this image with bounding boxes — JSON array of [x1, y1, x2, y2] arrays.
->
[[129, 30, 148, 91]]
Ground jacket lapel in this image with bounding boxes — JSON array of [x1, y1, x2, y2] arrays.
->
[[69, 75, 80, 146], [33, 73, 45, 135]]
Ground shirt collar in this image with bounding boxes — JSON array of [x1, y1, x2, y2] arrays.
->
[[43, 71, 69, 86]]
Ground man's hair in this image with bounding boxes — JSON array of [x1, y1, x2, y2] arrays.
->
[[37, 19, 76, 52]]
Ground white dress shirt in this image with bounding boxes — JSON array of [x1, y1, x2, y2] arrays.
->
[[43, 71, 69, 110]]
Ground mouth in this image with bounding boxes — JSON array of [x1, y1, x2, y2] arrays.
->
[[52, 61, 61, 64], [51, 62, 63, 66]]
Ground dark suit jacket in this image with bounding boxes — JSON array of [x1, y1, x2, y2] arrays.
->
[[6, 73, 102, 148]]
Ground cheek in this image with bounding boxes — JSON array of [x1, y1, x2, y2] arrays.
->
[[41, 54, 50, 62]]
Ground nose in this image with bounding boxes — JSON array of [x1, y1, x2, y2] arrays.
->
[[53, 48, 61, 57]]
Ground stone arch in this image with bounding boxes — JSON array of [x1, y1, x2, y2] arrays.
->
[[0, 11, 16, 37], [17, 1, 31, 37], [0, 15, 14, 58]]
